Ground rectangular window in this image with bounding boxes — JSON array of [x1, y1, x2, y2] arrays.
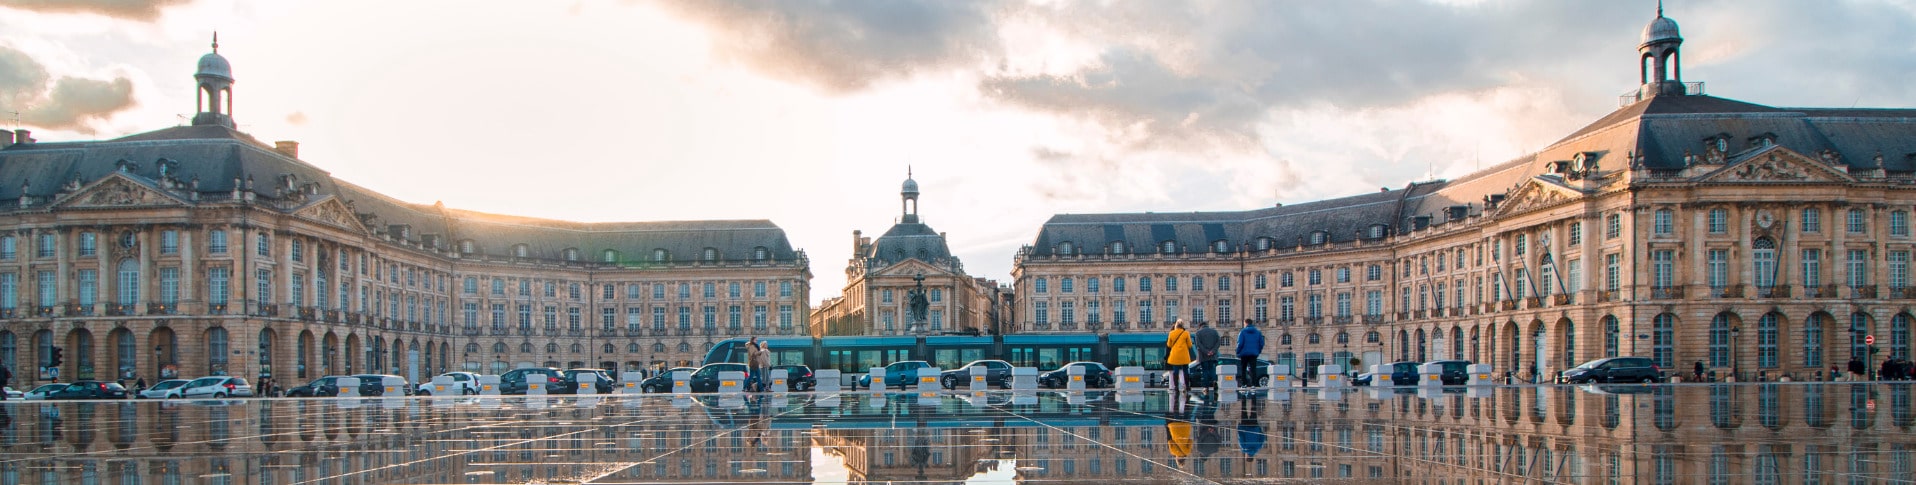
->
[[1707, 249, 1729, 288], [727, 282, 740, 298], [35, 234, 53, 258], [518, 304, 532, 326], [1850, 249, 1870, 287], [1335, 293, 1351, 317], [256, 233, 271, 256], [1087, 278, 1101, 293], [463, 302, 478, 327], [1803, 249, 1822, 288], [0, 273, 14, 309], [77, 269, 96, 307], [780, 280, 793, 298], [1607, 213, 1622, 239], [1708, 209, 1728, 234], [491, 278, 504, 295], [779, 305, 793, 328], [463, 277, 476, 294], [208, 267, 228, 306], [1253, 273, 1266, 290], [1139, 299, 1154, 323], [1514, 269, 1530, 299], [1605, 253, 1621, 292], [35, 271, 54, 307], [653, 306, 666, 327], [1366, 291, 1382, 316], [1894, 211, 1910, 237], [1060, 301, 1076, 324], [627, 284, 640, 300], [1139, 277, 1152, 292], [1569, 222, 1582, 246], [288, 238, 301, 262], [1165, 277, 1178, 291], [1802, 208, 1821, 233], [754, 281, 767, 298], [604, 284, 617, 300], [1336, 267, 1351, 283], [1654, 210, 1674, 236], [603, 307, 617, 330], [1114, 277, 1127, 293], [1891, 251, 1910, 289], [0, 237, 13, 260], [568, 307, 583, 330], [1567, 259, 1582, 294], [1653, 250, 1675, 289], [78, 232, 96, 257], [1278, 296, 1294, 321], [1849, 209, 1867, 234], [161, 268, 180, 306], [544, 306, 557, 327], [256, 269, 272, 306], [1034, 301, 1049, 325], [1165, 299, 1180, 321], [1308, 270, 1322, 285], [1112, 300, 1127, 323], [491, 304, 506, 327], [702, 282, 715, 299], [654, 284, 666, 299]]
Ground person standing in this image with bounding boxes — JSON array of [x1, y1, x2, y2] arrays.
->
[[1235, 319, 1264, 388], [1848, 357, 1866, 381], [0, 364, 11, 400], [1193, 320, 1221, 391], [753, 341, 772, 391], [1167, 321, 1193, 392]]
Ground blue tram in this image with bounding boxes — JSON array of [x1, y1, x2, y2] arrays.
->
[[702, 333, 1173, 375]]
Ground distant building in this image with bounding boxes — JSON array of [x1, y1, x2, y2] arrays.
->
[[1013, 8, 1916, 381], [0, 37, 811, 384], [811, 174, 1010, 337]]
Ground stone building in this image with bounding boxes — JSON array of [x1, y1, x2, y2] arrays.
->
[[1013, 8, 1916, 381], [811, 174, 1011, 336], [0, 39, 811, 385]]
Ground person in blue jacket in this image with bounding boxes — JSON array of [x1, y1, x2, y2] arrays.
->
[[1235, 319, 1265, 387], [1237, 398, 1265, 465]]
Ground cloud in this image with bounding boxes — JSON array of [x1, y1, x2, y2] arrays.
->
[[0, 0, 194, 21], [0, 45, 137, 134], [285, 111, 308, 126], [652, 0, 1007, 93]]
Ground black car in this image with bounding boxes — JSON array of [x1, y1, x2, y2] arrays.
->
[[563, 368, 615, 394], [941, 360, 1014, 389], [1189, 359, 1274, 388], [352, 374, 412, 396], [772, 364, 816, 391], [45, 380, 128, 400], [688, 363, 750, 393], [641, 367, 697, 393], [1039, 362, 1114, 389], [500, 367, 569, 395], [285, 375, 346, 397], [1425, 360, 1473, 385], [1373, 361, 1422, 386], [1562, 357, 1663, 384]]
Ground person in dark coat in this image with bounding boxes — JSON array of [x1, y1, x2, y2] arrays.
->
[[1849, 357, 1867, 380], [1193, 321, 1221, 390], [1694, 361, 1707, 382], [0, 364, 11, 400]]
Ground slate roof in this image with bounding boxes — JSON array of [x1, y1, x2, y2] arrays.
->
[[867, 222, 953, 267], [0, 125, 802, 264]]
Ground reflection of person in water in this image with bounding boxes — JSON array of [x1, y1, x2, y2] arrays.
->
[[1167, 418, 1192, 469], [1194, 395, 1222, 465], [1237, 397, 1265, 468]]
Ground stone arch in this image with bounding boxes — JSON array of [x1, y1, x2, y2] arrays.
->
[[107, 327, 135, 381], [149, 326, 178, 379], [297, 330, 315, 379], [1414, 328, 1427, 362], [343, 333, 360, 374], [1804, 311, 1835, 371], [1555, 316, 1576, 371], [257, 327, 278, 380], [323, 331, 341, 375], [1526, 319, 1546, 381], [204, 326, 230, 376], [1708, 311, 1742, 370], [65, 327, 94, 380]]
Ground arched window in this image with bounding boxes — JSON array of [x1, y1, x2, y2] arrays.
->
[[1753, 238, 1777, 288], [603, 343, 615, 354], [676, 343, 690, 353], [753, 247, 770, 261], [1254, 237, 1272, 251], [1335, 332, 1349, 345], [627, 343, 639, 353], [492, 342, 506, 354], [1602, 315, 1620, 358], [652, 343, 666, 353], [545, 343, 558, 353], [459, 240, 475, 254], [1109, 241, 1126, 255], [465, 343, 479, 354], [1279, 334, 1292, 345], [702, 248, 719, 262], [116, 259, 139, 306], [207, 327, 229, 373], [1368, 225, 1387, 239], [1804, 314, 1825, 368], [1893, 314, 1913, 360], [653, 249, 670, 262], [1758, 313, 1780, 368], [1306, 333, 1320, 345], [1452, 327, 1464, 360], [1852, 313, 1872, 361], [1057, 241, 1074, 256], [520, 343, 532, 353], [1709, 313, 1734, 367], [1653, 313, 1676, 368], [1365, 331, 1380, 343], [569, 343, 581, 353], [1160, 240, 1178, 254]]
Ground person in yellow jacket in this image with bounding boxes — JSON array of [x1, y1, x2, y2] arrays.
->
[[1167, 320, 1193, 392]]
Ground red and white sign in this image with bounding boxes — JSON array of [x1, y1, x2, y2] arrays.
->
[[1867, 335, 1877, 346]]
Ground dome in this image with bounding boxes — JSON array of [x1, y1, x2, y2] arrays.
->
[[1641, 15, 1680, 46], [197, 52, 233, 81], [867, 222, 952, 266], [901, 177, 919, 196]]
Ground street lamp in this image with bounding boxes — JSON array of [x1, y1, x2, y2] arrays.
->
[[1730, 326, 1741, 381]]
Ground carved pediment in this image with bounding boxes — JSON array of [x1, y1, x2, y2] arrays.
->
[[869, 259, 953, 278], [1492, 179, 1584, 218], [293, 196, 369, 233], [1699, 147, 1853, 184], [53, 173, 189, 209]]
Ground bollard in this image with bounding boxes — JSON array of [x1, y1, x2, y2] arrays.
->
[[1267, 364, 1292, 388], [815, 369, 842, 393], [868, 367, 888, 392], [1315, 364, 1346, 388], [671, 370, 691, 395], [575, 372, 598, 396], [526, 375, 548, 396], [382, 376, 405, 397], [1370, 364, 1391, 385], [869, 393, 887, 408], [620, 371, 644, 394], [1011, 390, 1037, 406], [1466, 364, 1495, 386], [1066, 365, 1086, 391], [1217, 364, 1239, 392], [770, 368, 789, 394], [1114, 366, 1146, 391], [478, 375, 501, 396], [336, 377, 361, 398], [1011, 367, 1039, 390], [916, 368, 942, 392], [430, 375, 455, 396], [717, 371, 746, 395], [1418, 363, 1444, 387], [968, 365, 989, 391]]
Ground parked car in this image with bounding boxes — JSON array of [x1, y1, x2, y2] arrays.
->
[[284, 376, 345, 397], [1562, 357, 1663, 384], [687, 363, 749, 393], [45, 380, 129, 400], [1189, 359, 1274, 388], [940, 360, 1013, 389], [179, 377, 254, 398], [1039, 362, 1114, 389], [772, 364, 816, 391], [1374, 361, 1423, 386], [415, 372, 483, 396], [2, 387, 21, 399], [641, 367, 697, 393], [856, 361, 932, 390], [23, 383, 63, 400], [1424, 360, 1474, 385], [500, 367, 567, 395], [562, 369, 615, 394], [1352, 371, 1379, 386], [138, 379, 191, 399], [351, 374, 411, 396]]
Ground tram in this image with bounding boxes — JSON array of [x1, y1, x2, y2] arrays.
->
[[701, 333, 1173, 376]]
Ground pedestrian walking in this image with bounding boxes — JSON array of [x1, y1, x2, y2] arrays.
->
[[1235, 319, 1264, 387], [1193, 320, 1220, 391], [1167, 320, 1193, 392]]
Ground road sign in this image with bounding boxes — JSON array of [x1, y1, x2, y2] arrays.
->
[[1867, 335, 1877, 346]]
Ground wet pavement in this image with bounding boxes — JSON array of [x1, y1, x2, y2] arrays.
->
[[0, 383, 1911, 483]]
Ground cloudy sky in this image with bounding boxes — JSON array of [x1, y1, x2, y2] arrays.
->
[[4, 0, 1916, 304]]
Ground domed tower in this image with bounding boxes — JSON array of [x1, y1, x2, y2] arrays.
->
[[1638, 2, 1685, 98], [900, 169, 921, 224], [192, 33, 236, 128]]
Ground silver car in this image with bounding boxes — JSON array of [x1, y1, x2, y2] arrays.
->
[[139, 379, 191, 399], [179, 376, 254, 398], [22, 383, 63, 400]]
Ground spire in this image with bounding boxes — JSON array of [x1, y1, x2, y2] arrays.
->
[[211, 31, 219, 53], [1657, 0, 1663, 18]]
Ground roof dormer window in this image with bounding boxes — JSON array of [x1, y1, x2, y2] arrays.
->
[[562, 248, 579, 262], [702, 248, 719, 262], [753, 246, 770, 261], [653, 248, 669, 262], [1750, 133, 1777, 148], [458, 240, 475, 254], [512, 244, 529, 258], [1309, 231, 1328, 245], [1160, 240, 1179, 254], [602, 249, 618, 263], [1212, 240, 1230, 253], [1368, 224, 1387, 239], [1108, 241, 1127, 255], [1254, 237, 1272, 251], [1057, 241, 1075, 256]]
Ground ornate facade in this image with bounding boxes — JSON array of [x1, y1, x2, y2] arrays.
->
[[810, 175, 1011, 336], [0, 40, 811, 385], [1012, 9, 1916, 382]]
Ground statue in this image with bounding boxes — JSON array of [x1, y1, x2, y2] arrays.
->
[[907, 273, 930, 333]]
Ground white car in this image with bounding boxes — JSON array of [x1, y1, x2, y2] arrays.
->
[[23, 383, 63, 400], [2, 387, 21, 399], [139, 379, 191, 399], [178, 376, 254, 398], [415, 372, 482, 396]]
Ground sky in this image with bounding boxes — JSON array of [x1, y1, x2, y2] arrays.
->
[[4, 0, 1916, 306]]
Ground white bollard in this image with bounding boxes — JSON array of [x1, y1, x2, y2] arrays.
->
[[620, 372, 644, 394], [869, 393, 887, 408], [381, 376, 406, 397], [336, 377, 361, 398], [1066, 365, 1086, 391], [430, 375, 455, 396], [769, 368, 789, 394], [1011, 390, 1037, 406], [815, 369, 842, 393], [1315, 364, 1346, 388], [1217, 364, 1239, 392], [1466, 364, 1495, 386], [967, 365, 989, 391], [575, 372, 598, 395], [868, 367, 888, 392], [478, 375, 501, 396], [1370, 364, 1391, 385], [717, 371, 746, 395], [1267, 364, 1292, 388], [1011, 367, 1038, 390], [1114, 366, 1147, 391], [671, 370, 690, 395], [526, 375, 548, 396], [1418, 363, 1444, 387], [916, 368, 942, 392]]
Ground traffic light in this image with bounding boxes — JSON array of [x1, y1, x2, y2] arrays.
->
[[48, 346, 62, 368]]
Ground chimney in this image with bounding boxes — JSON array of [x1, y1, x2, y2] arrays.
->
[[274, 141, 299, 158], [0, 130, 12, 149], [13, 130, 30, 145]]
